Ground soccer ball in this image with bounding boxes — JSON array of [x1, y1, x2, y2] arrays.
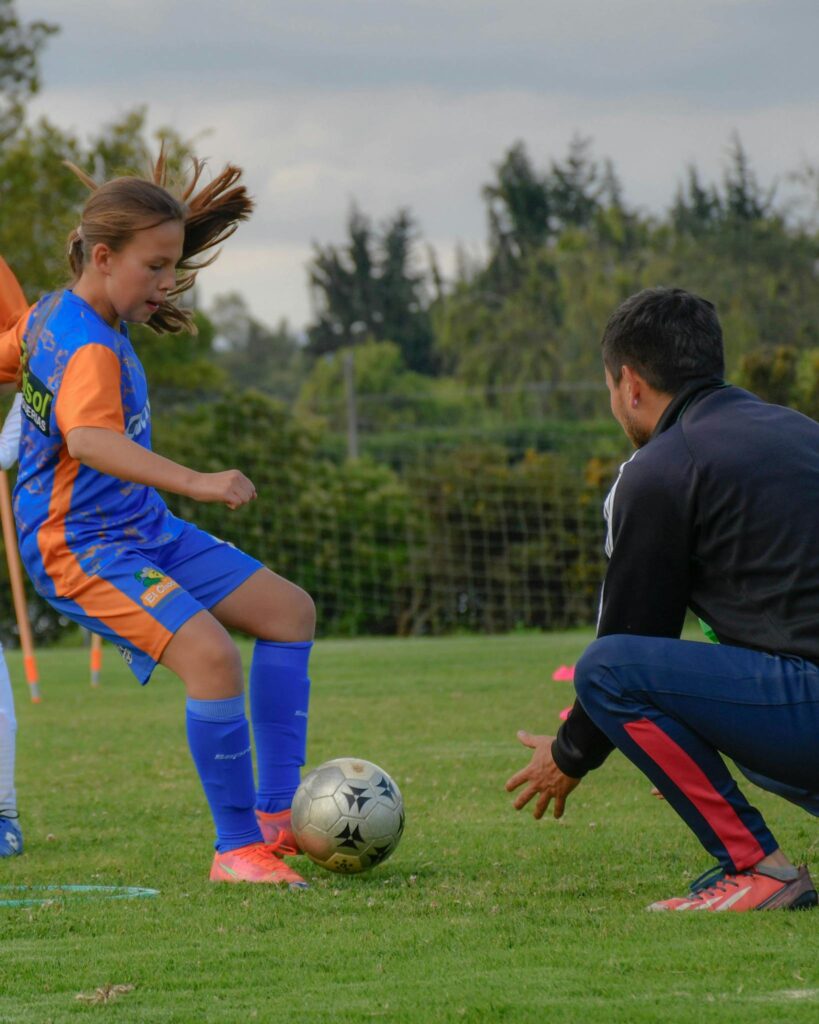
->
[[291, 757, 405, 874]]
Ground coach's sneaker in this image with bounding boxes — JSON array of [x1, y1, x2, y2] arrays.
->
[[648, 863, 817, 912], [210, 841, 308, 888], [0, 816, 22, 857], [256, 808, 301, 856]]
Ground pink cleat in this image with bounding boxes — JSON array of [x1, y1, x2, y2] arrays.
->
[[255, 808, 301, 856], [648, 864, 817, 912], [210, 841, 307, 888]]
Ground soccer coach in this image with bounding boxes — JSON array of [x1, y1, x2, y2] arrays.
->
[[507, 287, 818, 912]]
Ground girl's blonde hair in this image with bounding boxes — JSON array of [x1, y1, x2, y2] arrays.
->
[[64, 151, 254, 334]]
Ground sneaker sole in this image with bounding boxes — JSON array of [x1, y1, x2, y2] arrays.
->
[[210, 872, 308, 889]]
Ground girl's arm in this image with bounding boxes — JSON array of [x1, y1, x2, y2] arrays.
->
[[66, 427, 256, 510]]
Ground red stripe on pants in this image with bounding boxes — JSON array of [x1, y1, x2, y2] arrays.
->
[[624, 717, 765, 870]]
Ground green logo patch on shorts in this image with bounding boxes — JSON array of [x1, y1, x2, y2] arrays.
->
[[134, 567, 179, 608]]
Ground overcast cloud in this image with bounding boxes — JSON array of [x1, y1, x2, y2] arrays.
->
[[23, 0, 819, 329]]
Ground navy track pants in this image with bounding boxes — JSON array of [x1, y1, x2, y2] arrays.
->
[[574, 635, 819, 872]]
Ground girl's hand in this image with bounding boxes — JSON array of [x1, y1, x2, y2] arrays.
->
[[190, 469, 257, 509]]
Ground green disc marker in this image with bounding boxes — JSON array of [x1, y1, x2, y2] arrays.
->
[[0, 884, 159, 907]]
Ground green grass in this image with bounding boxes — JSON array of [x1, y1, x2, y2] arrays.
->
[[0, 632, 816, 1023]]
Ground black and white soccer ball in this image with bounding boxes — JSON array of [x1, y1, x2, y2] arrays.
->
[[291, 757, 405, 874]]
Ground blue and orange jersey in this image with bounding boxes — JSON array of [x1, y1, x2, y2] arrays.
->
[[5, 288, 183, 597]]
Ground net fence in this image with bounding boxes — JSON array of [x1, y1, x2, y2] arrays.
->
[[0, 381, 630, 643], [154, 381, 628, 638]]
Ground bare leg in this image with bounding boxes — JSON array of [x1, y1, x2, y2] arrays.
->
[[160, 609, 244, 698], [210, 568, 315, 641]]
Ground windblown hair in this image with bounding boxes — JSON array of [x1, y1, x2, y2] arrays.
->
[[64, 150, 254, 334]]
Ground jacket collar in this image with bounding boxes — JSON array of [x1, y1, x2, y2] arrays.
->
[[651, 376, 728, 439]]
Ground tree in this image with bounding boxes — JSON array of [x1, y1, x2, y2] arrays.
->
[[547, 135, 603, 232], [483, 138, 615, 258], [672, 135, 775, 237], [723, 133, 774, 224], [0, 107, 195, 298], [790, 161, 819, 231], [209, 291, 303, 399], [671, 165, 722, 236], [296, 338, 477, 432], [129, 310, 225, 391], [0, 0, 57, 142], [444, 134, 819, 401], [437, 138, 641, 406], [306, 206, 437, 374], [483, 141, 551, 277], [0, 117, 86, 295]]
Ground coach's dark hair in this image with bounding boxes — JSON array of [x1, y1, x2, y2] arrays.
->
[[601, 287, 724, 394], [63, 150, 254, 334]]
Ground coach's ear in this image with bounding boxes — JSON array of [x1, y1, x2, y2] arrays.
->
[[620, 365, 645, 409]]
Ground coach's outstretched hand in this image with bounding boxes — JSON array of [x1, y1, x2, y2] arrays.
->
[[506, 730, 581, 820]]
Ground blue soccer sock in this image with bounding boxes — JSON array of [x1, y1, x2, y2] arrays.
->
[[250, 640, 312, 814], [185, 695, 263, 853]]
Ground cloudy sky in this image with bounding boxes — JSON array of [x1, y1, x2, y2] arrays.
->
[[24, 0, 819, 330]]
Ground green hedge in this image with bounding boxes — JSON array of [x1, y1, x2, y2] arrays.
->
[[0, 391, 622, 644]]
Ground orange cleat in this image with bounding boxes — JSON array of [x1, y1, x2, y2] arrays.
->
[[210, 841, 308, 888], [256, 808, 301, 856], [648, 863, 817, 912]]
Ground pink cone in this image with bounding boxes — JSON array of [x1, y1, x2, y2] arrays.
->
[[552, 665, 575, 682], [559, 705, 573, 721]]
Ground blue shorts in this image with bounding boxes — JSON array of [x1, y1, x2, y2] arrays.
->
[[43, 522, 263, 684]]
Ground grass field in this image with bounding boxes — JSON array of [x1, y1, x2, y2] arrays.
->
[[0, 631, 816, 1023]]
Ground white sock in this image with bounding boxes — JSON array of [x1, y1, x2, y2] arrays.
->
[[0, 646, 17, 819]]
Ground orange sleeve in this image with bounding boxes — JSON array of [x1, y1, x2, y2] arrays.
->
[[0, 258, 30, 385], [0, 257, 28, 329], [0, 312, 29, 385], [55, 344, 126, 436]]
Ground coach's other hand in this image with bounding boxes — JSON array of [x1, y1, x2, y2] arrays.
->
[[506, 730, 581, 820]]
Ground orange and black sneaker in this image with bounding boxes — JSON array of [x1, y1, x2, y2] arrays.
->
[[256, 808, 301, 856], [210, 841, 308, 888], [648, 863, 817, 912]]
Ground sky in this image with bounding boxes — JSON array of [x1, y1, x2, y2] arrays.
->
[[22, 0, 819, 331]]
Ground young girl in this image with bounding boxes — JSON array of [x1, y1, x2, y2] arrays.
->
[[0, 163, 315, 887]]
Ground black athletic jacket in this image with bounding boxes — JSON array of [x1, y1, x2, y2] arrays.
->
[[552, 377, 819, 778]]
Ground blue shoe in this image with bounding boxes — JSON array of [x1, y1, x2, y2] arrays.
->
[[0, 817, 23, 857]]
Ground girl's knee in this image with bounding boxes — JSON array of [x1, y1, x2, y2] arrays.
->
[[164, 614, 244, 696], [186, 634, 244, 698], [204, 633, 244, 680], [295, 588, 316, 640], [272, 582, 315, 641]]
